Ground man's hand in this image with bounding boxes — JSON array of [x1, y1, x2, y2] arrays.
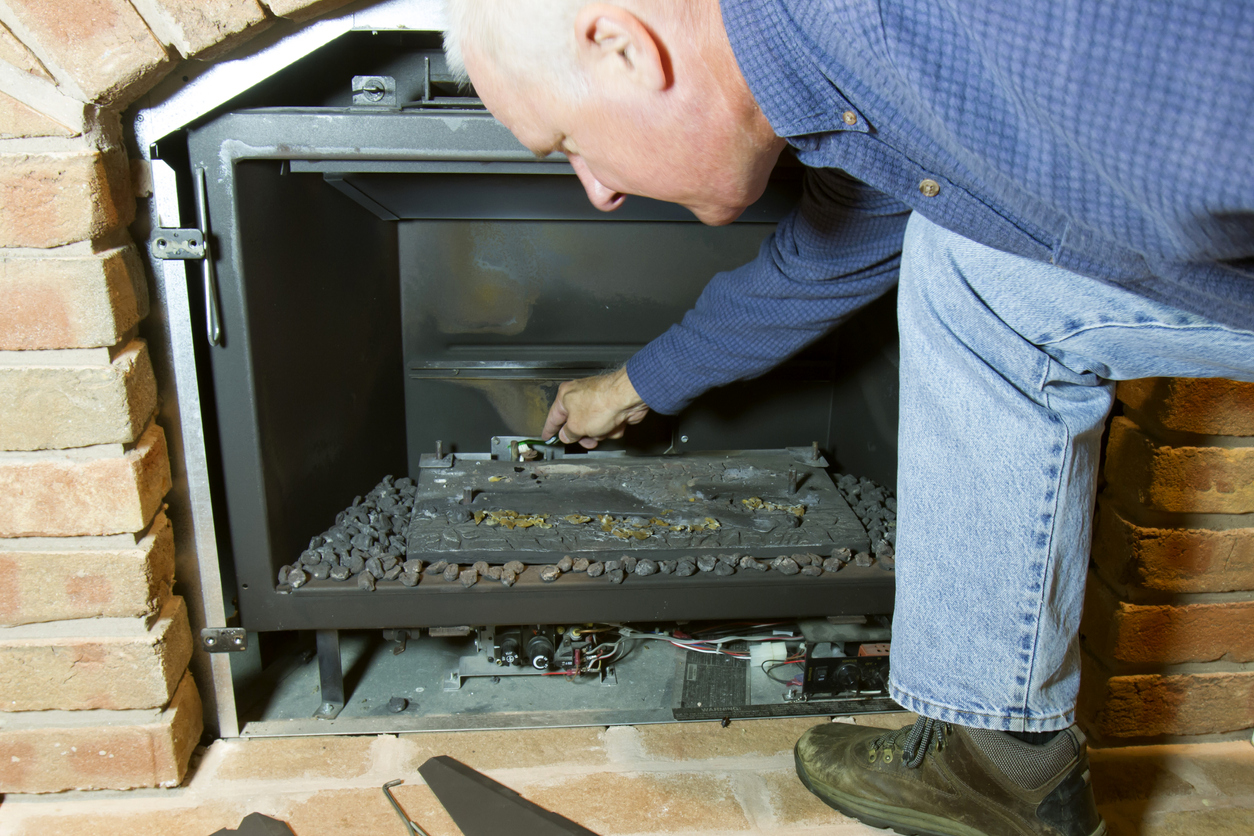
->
[[542, 368, 650, 449]]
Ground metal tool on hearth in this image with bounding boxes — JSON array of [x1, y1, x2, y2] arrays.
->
[[383, 779, 433, 836], [417, 756, 601, 836]]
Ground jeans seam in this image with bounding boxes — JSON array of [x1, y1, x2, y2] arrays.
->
[[1019, 366, 1071, 723], [1037, 320, 1254, 349], [889, 683, 1075, 725]]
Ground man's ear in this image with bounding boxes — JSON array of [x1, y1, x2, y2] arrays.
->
[[574, 3, 669, 91]]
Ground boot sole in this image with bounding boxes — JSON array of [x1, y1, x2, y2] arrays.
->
[[793, 743, 1107, 836]]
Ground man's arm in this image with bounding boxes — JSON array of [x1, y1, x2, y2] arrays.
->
[[544, 169, 911, 444]]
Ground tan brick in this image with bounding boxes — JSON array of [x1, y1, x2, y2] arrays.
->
[[0, 88, 74, 138], [261, 0, 355, 23], [0, 669, 201, 792], [10, 802, 249, 836], [1087, 748, 1196, 803], [0, 594, 191, 711], [0, 339, 157, 451], [0, 511, 173, 626], [0, 244, 149, 350], [0, 144, 134, 249], [216, 734, 377, 781], [401, 726, 609, 772], [130, 0, 270, 60], [1105, 416, 1254, 515], [1119, 378, 1254, 437], [1079, 650, 1254, 740], [1082, 576, 1254, 665], [0, 0, 172, 106], [0, 19, 52, 81], [0, 421, 171, 537], [521, 771, 752, 833], [760, 769, 856, 828], [283, 786, 462, 836], [634, 717, 824, 762], [1093, 501, 1254, 594]]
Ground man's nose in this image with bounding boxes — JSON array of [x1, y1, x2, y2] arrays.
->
[[568, 154, 625, 212]]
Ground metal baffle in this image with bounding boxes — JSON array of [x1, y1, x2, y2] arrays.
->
[[314, 629, 345, 719]]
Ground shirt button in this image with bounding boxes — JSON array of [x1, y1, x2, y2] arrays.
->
[[919, 179, 940, 197], [842, 110, 858, 126]]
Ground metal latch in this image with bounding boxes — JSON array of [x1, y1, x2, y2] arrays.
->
[[352, 75, 397, 107], [149, 228, 205, 260], [201, 627, 248, 652]]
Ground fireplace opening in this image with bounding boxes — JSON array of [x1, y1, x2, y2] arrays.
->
[[142, 26, 902, 733]]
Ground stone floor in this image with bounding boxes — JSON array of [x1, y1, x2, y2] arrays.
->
[[0, 713, 1251, 835]]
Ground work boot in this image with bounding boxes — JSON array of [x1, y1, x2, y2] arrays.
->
[[794, 717, 1106, 836]]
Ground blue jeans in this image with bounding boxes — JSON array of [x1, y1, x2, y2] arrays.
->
[[889, 214, 1254, 732]]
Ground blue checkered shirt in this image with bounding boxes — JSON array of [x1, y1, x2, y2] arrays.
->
[[627, 0, 1254, 414]]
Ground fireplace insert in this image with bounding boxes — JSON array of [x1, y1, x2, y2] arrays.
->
[[136, 16, 901, 734]]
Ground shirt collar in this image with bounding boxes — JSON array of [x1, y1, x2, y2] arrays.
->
[[720, 0, 870, 139]]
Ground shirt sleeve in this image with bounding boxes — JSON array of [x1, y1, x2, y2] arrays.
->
[[625, 167, 911, 414]]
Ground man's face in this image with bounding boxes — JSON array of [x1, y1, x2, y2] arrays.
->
[[467, 49, 782, 226]]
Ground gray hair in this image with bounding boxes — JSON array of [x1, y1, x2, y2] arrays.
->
[[443, 0, 589, 97]]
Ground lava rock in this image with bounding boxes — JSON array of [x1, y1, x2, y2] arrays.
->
[[350, 532, 374, 550], [822, 557, 845, 573], [357, 572, 376, 591], [675, 561, 698, 577], [479, 565, 498, 580], [717, 553, 738, 565], [607, 568, 627, 584], [459, 568, 479, 588], [797, 552, 822, 566], [427, 559, 448, 575], [443, 563, 462, 582], [658, 560, 677, 574], [288, 568, 309, 588], [381, 555, 400, 572], [310, 563, 331, 580], [697, 555, 718, 572], [878, 555, 896, 571], [621, 555, 638, 573], [800, 565, 823, 577], [557, 555, 574, 573], [400, 571, 419, 587], [383, 565, 402, 581], [403, 559, 423, 575], [346, 550, 367, 573], [540, 565, 562, 583], [504, 560, 525, 575], [277, 566, 292, 585], [740, 556, 768, 572], [874, 540, 895, 559], [854, 552, 874, 568], [500, 570, 517, 587], [832, 548, 853, 565], [300, 549, 321, 567], [604, 559, 621, 573], [473, 560, 490, 575], [365, 556, 385, 579], [586, 561, 605, 578], [772, 556, 800, 575], [713, 561, 736, 576], [329, 564, 352, 581], [571, 556, 590, 573], [635, 558, 658, 576]]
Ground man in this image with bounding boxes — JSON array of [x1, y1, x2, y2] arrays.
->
[[443, 2, 1254, 834]]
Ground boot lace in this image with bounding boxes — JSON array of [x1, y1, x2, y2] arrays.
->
[[870, 717, 951, 768]]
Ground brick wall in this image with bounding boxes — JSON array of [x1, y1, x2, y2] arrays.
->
[[1080, 379, 1254, 745], [0, 0, 352, 794]]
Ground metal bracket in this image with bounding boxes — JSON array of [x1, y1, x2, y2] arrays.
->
[[490, 436, 563, 462], [150, 228, 206, 260], [352, 75, 397, 107], [200, 627, 248, 652]]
